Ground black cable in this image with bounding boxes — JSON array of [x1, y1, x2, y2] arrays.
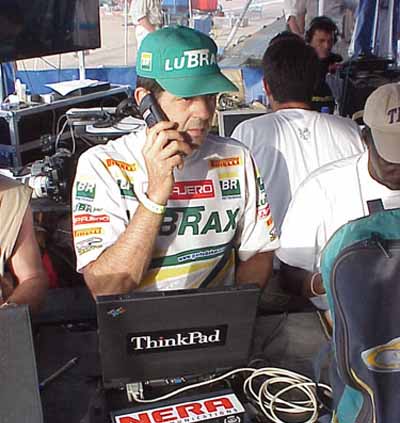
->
[[260, 312, 288, 352], [51, 109, 57, 137]]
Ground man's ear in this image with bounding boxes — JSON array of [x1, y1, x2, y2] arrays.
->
[[263, 79, 272, 98], [134, 87, 149, 105]]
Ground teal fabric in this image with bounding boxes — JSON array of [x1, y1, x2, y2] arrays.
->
[[320, 208, 400, 423], [336, 386, 364, 423], [321, 208, 400, 297]]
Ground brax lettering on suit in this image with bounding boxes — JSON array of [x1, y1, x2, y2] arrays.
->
[[164, 49, 216, 71]]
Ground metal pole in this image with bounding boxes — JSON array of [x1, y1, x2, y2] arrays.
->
[[387, 0, 394, 60], [189, 0, 193, 28], [221, 0, 254, 55], [318, 0, 324, 16], [0, 65, 4, 103], [124, 0, 129, 65], [371, 0, 381, 54], [78, 51, 86, 80]]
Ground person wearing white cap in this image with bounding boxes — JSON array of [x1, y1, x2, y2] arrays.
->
[[276, 82, 400, 310]]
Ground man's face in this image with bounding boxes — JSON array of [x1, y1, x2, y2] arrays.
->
[[310, 29, 334, 59], [368, 139, 400, 190], [157, 90, 217, 147]]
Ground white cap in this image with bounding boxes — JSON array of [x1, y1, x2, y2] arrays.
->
[[363, 83, 400, 163]]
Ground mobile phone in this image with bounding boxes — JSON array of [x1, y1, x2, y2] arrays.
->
[[139, 93, 168, 128]]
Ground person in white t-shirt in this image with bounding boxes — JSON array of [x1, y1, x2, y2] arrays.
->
[[283, 0, 302, 35], [296, 0, 348, 35], [130, 0, 163, 49], [277, 83, 400, 308], [72, 27, 279, 297], [232, 37, 364, 234]]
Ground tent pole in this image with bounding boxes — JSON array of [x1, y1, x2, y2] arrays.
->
[[221, 0, 254, 55], [318, 0, 324, 16], [387, 0, 394, 59], [78, 51, 86, 80], [189, 0, 193, 28], [371, 0, 381, 54], [124, 0, 129, 65]]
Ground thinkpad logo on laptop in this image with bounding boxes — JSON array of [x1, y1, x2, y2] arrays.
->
[[127, 325, 227, 354]]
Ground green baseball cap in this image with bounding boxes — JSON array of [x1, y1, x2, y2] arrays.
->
[[136, 26, 238, 97]]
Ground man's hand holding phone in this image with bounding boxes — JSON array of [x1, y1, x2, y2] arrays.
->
[[142, 121, 194, 206], [139, 93, 194, 205]]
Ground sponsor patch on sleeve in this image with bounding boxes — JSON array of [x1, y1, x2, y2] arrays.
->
[[117, 179, 137, 199], [76, 237, 103, 255], [75, 181, 96, 201], [104, 159, 137, 172], [74, 214, 110, 225], [209, 157, 241, 169], [74, 227, 104, 237]]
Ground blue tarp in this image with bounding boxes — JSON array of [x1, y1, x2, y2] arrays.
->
[[15, 67, 137, 95], [13, 66, 266, 105], [1, 62, 16, 96]]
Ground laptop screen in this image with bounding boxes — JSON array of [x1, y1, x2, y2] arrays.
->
[[96, 285, 260, 388]]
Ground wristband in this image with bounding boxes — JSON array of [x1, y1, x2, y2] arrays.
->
[[139, 193, 166, 215], [310, 272, 324, 296]]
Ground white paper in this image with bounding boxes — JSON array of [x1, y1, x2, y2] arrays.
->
[[45, 79, 105, 96]]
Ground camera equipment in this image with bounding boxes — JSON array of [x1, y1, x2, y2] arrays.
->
[[13, 149, 74, 203]]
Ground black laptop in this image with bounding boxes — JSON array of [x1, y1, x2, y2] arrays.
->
[[96, 285, 260, 389]]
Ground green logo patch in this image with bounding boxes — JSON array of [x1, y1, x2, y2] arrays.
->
[[220, 179, 241, 197], [117, 179, 136, 199], [141, 52, 152, 71], [76, 181, 96, 200]]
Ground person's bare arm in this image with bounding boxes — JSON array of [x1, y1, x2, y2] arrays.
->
[[236, 251, 274, 289], [280, 261, 324, 297], [287, 16, 303, 36], [138, 16, 157, 32], [83, 204, 165, 296], [298, 13, 305, 35], [83, 121, 193, 297], [4, 207, 48, 313]]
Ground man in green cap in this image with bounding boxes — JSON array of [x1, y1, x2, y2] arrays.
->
[[72, 26, 279, 296]]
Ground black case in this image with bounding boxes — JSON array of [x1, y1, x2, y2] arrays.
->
[[0, 305, 44, 423]]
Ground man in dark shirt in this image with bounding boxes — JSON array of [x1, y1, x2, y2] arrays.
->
[[305, 16, 342, 113]]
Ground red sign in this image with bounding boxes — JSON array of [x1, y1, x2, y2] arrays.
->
[[115, 394, 244, 423], [170, 180, 215, 200], [74, 214, 110, 225]]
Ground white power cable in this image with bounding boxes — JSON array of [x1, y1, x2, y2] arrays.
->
[[132, 367, 256, 403], [55, 119, 76, 154], [243, 367, 332, 423], [130, 366, 332, 423]]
